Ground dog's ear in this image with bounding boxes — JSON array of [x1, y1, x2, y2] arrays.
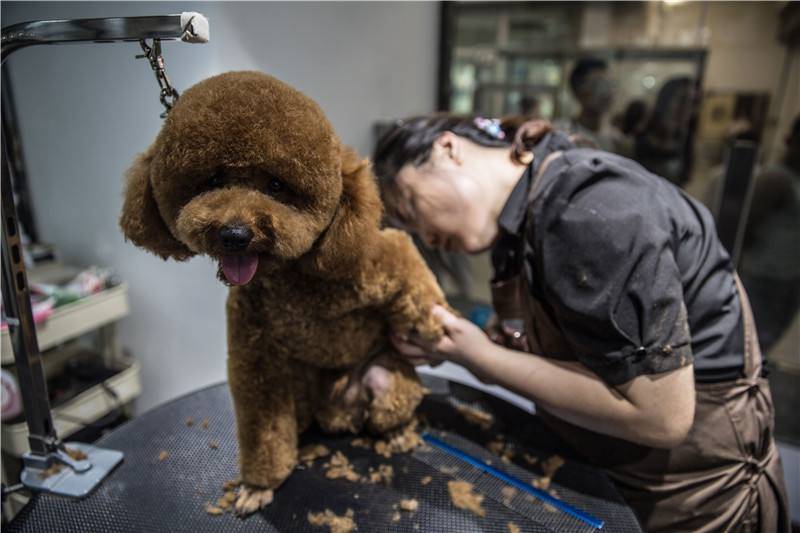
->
[[119, 147, 193, 261], [308, 145, 382, 277]]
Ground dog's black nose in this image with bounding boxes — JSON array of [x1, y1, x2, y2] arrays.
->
[[219, 225, 253, 251]]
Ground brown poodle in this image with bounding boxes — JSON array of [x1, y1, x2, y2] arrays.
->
[[119, 71, 446, 514]]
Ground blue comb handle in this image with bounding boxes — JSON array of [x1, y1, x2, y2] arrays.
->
[[422, 433, 605, 530]]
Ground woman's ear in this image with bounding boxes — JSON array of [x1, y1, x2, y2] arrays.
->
[[306, 145, 382, 277], [432, 131, 463, 165], [119, 147, 193, 261]]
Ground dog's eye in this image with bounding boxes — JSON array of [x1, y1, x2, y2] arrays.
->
[[209, 171, 225, 188], [268, 178, 285, 193]]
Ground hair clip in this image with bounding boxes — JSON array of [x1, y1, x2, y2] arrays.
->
[[473, 117, 505, 140]]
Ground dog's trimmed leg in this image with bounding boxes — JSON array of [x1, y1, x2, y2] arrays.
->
[[228, 352, 297, 515], [291, 361, 320, 434]]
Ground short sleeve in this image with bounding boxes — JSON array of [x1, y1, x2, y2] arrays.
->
[[533, 153, 693, 385]]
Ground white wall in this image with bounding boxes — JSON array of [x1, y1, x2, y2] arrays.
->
[[2, 1, 439, 412]]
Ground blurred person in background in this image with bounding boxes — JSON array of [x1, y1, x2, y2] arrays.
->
[[635, 77, 696, 185], [739, 116, 800, 353], [611, 99, 649, 158], [555, 57, 624, 153]]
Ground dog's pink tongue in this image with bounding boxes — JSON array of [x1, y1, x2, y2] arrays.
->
[[220, 255, 259, 285]]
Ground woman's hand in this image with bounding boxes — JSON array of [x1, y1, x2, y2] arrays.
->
[[391, 305, 498, 380]]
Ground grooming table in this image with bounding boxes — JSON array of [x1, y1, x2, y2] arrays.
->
[[6, 377, 643, 532]]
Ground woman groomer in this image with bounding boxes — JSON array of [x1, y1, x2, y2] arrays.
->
[[373, 116, 789, 532]]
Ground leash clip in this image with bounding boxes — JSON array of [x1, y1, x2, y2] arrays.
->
[[136, 38, 180, 118]]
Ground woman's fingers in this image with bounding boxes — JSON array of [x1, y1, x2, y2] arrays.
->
[[391, 333, 449, 367], [433, 336, 457, 355], [431, 306, 467, 355], [432, 305, 460, 333], [391, 306, 464, 365], [391, 335, 428, 357], [391, 335, 438, 367]]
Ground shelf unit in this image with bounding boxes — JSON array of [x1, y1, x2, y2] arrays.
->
[[2, 357, 141, 456], [1, 283, 129, 365], [1, 262, 141, 519]]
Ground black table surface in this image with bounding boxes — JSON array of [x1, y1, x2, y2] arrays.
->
[[8, 376, 643, 532]]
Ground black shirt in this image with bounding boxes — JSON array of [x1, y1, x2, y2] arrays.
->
[[492, 136, 745, 385]]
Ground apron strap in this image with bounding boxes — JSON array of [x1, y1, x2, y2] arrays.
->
[[733, 273, 762, 380]]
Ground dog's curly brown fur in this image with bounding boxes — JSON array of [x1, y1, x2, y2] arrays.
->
[[119, 71, 446, 509]]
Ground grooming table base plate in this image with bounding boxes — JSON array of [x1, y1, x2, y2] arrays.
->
[[20, 443, 123, 498]]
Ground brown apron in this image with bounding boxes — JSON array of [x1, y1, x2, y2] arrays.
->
[[490, 173, 790, 532]]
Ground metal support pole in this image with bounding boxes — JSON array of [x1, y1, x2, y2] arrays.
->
[[1, 124, 58, 459]]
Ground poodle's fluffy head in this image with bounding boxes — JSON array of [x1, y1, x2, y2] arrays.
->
[[120, 71, 381, 284]]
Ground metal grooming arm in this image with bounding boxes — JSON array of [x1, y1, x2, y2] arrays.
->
[[1, 12, 208, 498], [1, 13, 209, 58]]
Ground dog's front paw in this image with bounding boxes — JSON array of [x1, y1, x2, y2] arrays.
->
[[391, 290, 448, 345], [411, 305, 447, 344], [234, 484, 274, 516]]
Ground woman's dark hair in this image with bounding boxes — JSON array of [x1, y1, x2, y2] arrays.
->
[[372, 114, 563, 225], [372, 114, 513, 216], [373, 115, 510, 180]]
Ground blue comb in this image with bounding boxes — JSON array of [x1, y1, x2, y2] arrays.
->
[[422, 433, 605, 530]]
